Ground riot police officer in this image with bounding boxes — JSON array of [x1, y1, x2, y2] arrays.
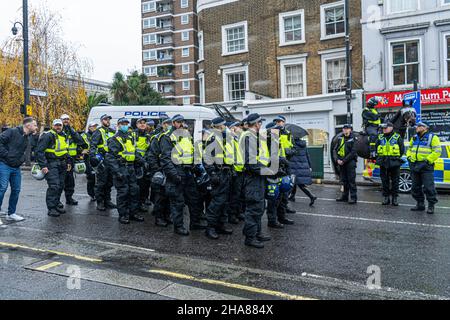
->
[[228, 122, 245, 224], [159, 114, 204, 236], [375, 122, 405, 206], [36, 119, 69, 217], [407, 122, 441, 214], [106, 118, 145, 224], [334, 124, 358, 204], [89, 114, 117, 211], [81, 122, 98, 201], [203, 117, 234, 240], [61, 114, 83, 206], [239, 113, 272, 248], [363, 97, 382, 158], [133, 117, 152, 211]]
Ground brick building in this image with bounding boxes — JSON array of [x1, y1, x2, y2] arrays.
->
[[196, 0, 363, 104], [141, 0, 199, 105]]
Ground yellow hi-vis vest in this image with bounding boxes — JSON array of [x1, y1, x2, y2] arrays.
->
[[65, 131, 78, 157], [98, 128, 115, 153], [81, 133, 90, 148], [377, 133, 401, 157], [45, 130, 69, 158], [407, 132, 442, 164], [233, 137, 244, 172], [337, 137, 346, 158], [116, 136, 136, 162], [133, 132, 150, 156], [364, 107, 381, 126], [162, 130, 194, 165], [205, 132, 235, 166], [238, 130, 270, 167], [279, 130, 293, 158]]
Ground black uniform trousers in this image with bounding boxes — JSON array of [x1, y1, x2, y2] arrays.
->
[[339, 160, 357, 200], [379, 166, 400, 197], [267, 191, 288, 224], [95, 161, 113, 204], [138, 173, 151, 205], [112, 165, 139, 218], [45, 159, 67, 210], [64, 160, 75, 201], [228, 172, 244, 219], [151, 183, 170, 222], [206, 169, 231, 228], [367, 126, 379, 155], [165, 167, 203, 229], [85, 158, 96, 198], [410, 162, 438, 206], [242, 173, 266, 240]]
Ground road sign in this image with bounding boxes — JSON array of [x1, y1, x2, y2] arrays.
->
[[29, 89, 47, 97], [26, 105, 32, 116], [403, 91, 421, 122]]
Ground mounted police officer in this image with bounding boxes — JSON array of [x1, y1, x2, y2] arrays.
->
[[106, 118, 145, 224], [375, 122, 405, 206], [239, 113, 272, 248], [36, 119, 69, 217], [159, 114, 205, 236], [81, 122, 98, 201], [363, 97, 382, 158], [407, 122, 441, 214], [133, 117, 152, 212], [334, 124, 358, 204], [61, 114, 83, 206], [89, 114, 117, 212], [203, 117, 234, 240]]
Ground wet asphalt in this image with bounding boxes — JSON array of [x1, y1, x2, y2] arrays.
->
[[0, 173, 449, 300]]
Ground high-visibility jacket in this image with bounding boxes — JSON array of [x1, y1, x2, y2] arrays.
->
[[377, 133, 402, 157], [132, 131, 150, 156], [363, 107, 381, 126], [45, 130, 69, 158], [407, 132, 441, 164], [337, 136, 346, 158], [116, 136, 136, 162], [161, 130, 194, 165], [98, 127, 115, 153], [279, 130, 293, 158], [238, 130, 270, 167], [205, 132, 234, 166], [81, 132, 90, 148], [65, 132, 78, 157], [233, 137, 244, 172]]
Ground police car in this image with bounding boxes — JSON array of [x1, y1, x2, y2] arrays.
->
[[363, 142, 450, 193]]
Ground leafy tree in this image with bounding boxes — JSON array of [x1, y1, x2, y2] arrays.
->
[[111, 71, 167, 106], [84, 93, 109, 117]]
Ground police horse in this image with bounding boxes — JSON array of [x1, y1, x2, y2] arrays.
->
[[330, 106, 417, 177]]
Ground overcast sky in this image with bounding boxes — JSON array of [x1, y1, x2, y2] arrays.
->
[[0, 0, 141, 83]]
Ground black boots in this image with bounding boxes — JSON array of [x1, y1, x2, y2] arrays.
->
[[130, 215, 145, 222], [336, 196, 348, 202], [268, 221, 284, 229], [392, 196, 399, 206], [309, 196, 317, 207], [427, 206, 435, 215], [96, 202, 106, 211], [66, 198, 78, 206], [382, 196, 390, 205], [205, 228, 219, 240], [119, 215, 130, 224], [155, 218, 168, 227], [174, 227, 190, 236], [105, 201, 117, 209], [48, 209, 60, 217], [279, 218, 294, 225], [245, 238, 264, 249], [411, 203, 426, 212]]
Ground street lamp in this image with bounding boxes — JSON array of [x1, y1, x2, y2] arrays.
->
[[344, 0, 352, 125], [11, 0, 30, 117]]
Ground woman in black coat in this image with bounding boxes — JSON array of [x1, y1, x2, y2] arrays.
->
[[288, 138, 317, 206]]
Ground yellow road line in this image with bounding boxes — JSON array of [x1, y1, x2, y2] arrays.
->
[[35, 261, 63, 271], [0, 241, 102, 263], [149, 269, 316, 300]]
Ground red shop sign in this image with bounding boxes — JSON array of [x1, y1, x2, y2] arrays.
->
[[366, 88, 450, 108]]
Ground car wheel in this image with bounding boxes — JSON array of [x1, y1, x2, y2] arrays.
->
[[399, 170, 412, 193]]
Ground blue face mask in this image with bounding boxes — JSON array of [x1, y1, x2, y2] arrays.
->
[[119, 125, 129, 133]]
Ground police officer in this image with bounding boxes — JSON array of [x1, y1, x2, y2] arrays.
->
[[36, 119, 69, 217], [147, 117, 172, 227], [159, 114, 205, 236], [61, 114, 83, 206], [106, 118, 145, 224], [203, 117, 234, 240], [89, 114, 117, 211], [133, 117, 152, 211], [363, 97, 382, 158], [239, 113, 272, 248], [407, 122, 441, 214], [228, 122, 245, 224], [81, 122, 98, 201], [375, 122, 405, 206], [334, 124, 358, 204]]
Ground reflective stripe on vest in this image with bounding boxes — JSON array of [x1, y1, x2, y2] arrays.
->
[[45, 130, 68, 157], [98, 128, 115, 152], [238, 131, 270, 167], [206, 133, 235, 166], [170, 133, 194, 165], [365, 108, 381, 126], [133, 132, 150, 156], [409, 133, 441, 163], [116, 136, 136, 162], [338, 137, 346, 158], [233, 138, 244, 172], [377, 133, 401, 157]]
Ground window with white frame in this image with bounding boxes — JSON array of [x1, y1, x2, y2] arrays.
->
[[181, 0, 189, 8], [222, 66, 248, 101], [143, 50, 156, 61], [387, 0, 418, 14], [391, 40, 420, 87], [182, 31, 189, 41], [181, 15, 189, 25], [279, 10, 305, 46], [150, 83, 157, 91], [222, 21, 248, 56], [182, 64, 190, 74], [142, 1, 156, 13], [143, 34, 156, 45], [446, 35, 450, 83], [143, 18, 156, 29], [183, 97, 190, 105], [149, 66, 157, 76], [198, 31, 204, 61], [143, 67, 151, 75], [444, 0, 450, 5], [199, 72, 205, 104], [280, 57, 306, 98], [182, 80, 190, 90], [321, 1, 345, 40], [182, 48, 190, 57], [324, 57, 346, 93]]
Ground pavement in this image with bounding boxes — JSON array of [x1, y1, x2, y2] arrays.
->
[[0, 173, 449, 300]]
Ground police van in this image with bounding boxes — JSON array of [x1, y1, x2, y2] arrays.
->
[[86, 104, 218, 141]]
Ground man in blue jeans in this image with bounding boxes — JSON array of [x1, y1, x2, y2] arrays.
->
[[0, 117, 37, 223]]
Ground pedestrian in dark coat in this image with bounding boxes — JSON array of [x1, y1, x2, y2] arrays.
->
[[289, 138, 317, 207]]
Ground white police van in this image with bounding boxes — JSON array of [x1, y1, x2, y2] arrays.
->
[[86, 104, 218, 141]]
